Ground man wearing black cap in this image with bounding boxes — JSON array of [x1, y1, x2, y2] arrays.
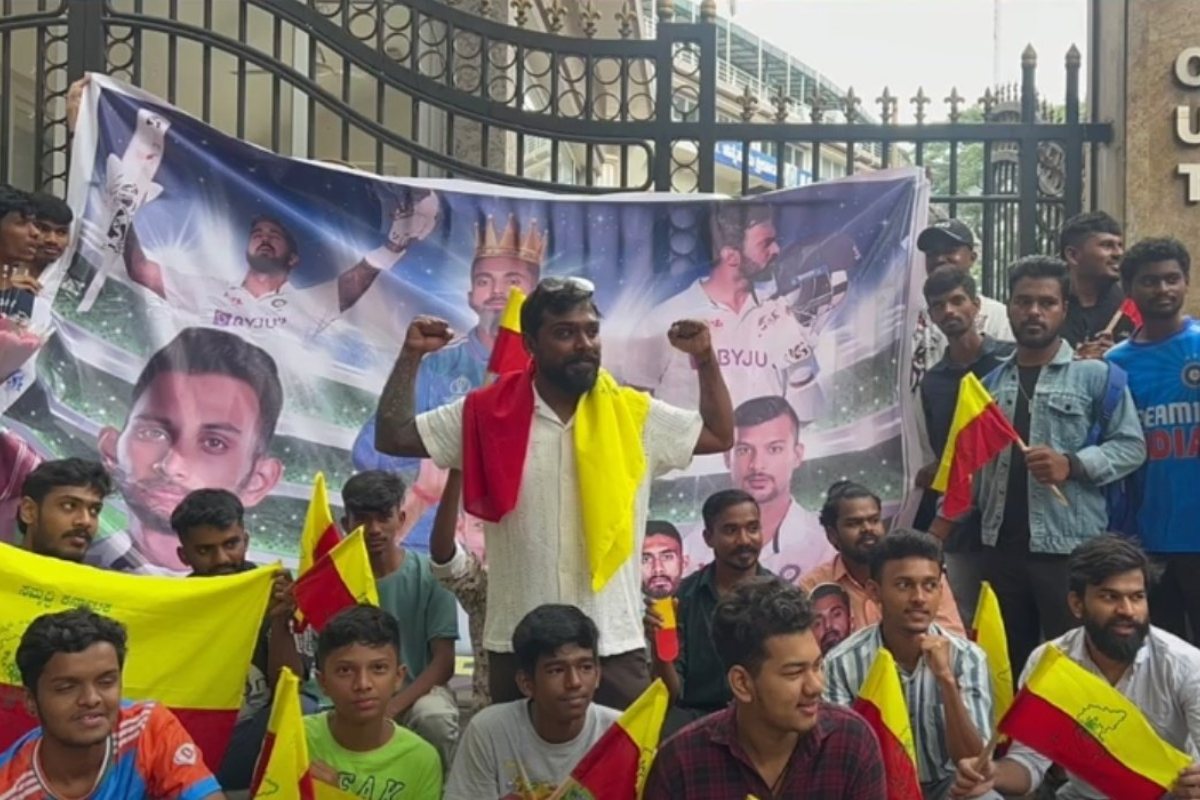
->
[[911, 220, 1014, 529]]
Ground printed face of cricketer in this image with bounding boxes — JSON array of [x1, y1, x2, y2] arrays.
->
[[469, 255, 537, 335], [726, 412, 803, 540], [98, 371, 283, 569]]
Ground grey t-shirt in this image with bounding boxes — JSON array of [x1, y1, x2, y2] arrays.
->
[[445, 699, 620, 799]]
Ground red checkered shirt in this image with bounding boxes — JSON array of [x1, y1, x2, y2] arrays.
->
[[643, 703, 887, 800]]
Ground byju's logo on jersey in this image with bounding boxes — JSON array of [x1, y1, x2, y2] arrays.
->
[[1183, 362, 1200, 389]]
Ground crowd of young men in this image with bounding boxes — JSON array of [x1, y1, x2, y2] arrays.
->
[[4, 196, 1200, 800]]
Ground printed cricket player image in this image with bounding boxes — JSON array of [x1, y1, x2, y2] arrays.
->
[[624, 201, 854, 423], [87, 327, 285, 574], [352, 215, 544, 546], [77, 105, 440, 340], [684, 396, 834, 583], [642, 520, 686, 598]]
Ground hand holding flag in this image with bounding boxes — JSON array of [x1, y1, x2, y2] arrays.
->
[[998, 645, 1192, 800], [931, 373, 1021, 518], [648, 597, 679, 662]]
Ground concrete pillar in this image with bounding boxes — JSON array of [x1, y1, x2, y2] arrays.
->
[[1120, 0, 1200, 316]]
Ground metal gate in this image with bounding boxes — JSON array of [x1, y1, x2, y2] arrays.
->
[[0, 0, 1111, 297]]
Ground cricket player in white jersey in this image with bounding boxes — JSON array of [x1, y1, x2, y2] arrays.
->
[[624, 202, 853, 423]]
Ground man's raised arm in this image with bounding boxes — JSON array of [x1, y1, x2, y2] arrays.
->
[[375, 316, 454, 457]]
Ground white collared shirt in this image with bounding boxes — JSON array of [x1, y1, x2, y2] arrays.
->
[[1007, 626, 1200, 799], [416, 389, 702, 656]]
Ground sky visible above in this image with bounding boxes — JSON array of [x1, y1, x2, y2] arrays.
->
[[726, 0, 1089, 122]]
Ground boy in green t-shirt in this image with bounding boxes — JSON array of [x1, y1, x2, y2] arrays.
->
[[305, 605, 443, 799]]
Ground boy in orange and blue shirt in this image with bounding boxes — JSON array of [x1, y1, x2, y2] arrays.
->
[[0, 608, 222, 800]]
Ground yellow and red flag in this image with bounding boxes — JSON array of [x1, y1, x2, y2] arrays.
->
[[931, 372, 1020, 517], [250, 668, 357, 800], [1000, 645, 1191, 800], [850, 648, 922, 800], [299, 472, 341, 576], [650, 596, 679, 662], [292, 527, 379, 632], [970, 582, 1012, 729], [562, 679, 670, 799], [0, 542, 274, 769], [486, 286, 531, 376]]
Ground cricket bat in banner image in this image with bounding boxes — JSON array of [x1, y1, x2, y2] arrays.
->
[[78, 108, 170, 312]]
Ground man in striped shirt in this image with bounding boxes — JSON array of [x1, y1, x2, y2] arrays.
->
[[823, 529, 991, 800]]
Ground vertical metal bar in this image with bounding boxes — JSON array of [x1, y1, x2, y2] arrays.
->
[[167, 0, 178, 105], [948, 141, 959, 218], [695, 24, 717, 193], [480, 32, 491, 172], [981, 141, 995, 295], [740, 142, 749, 195], [132, 0, 143, 85], [845, 142, 856, 178], [340, 53, 350, 162], [652, 25, 673, 191], [270, 14, 281, 153], [1018, 47, 1039, 256], [306, 33, 316, 159], [514, 44, 525, 178], [236, 0, 247, 140], [67, 0, 106, 81], [34, 24, 46, 190], [810, 141, 820, 183], [1064, 46, 1083, 218], [1, 0, 11, 186], [202, 0, 212, 122]]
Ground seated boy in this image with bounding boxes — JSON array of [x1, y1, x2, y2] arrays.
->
[[445, 605, 619, 799], [307, 604, 442, 799], [0, 608, 223, 800]]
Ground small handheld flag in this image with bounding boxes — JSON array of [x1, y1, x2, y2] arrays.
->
[[292, 528, 380, 632], [487, 286, 531, 375], [931, 373, 1020, 518], [851, 649, 922, 800], [970, 582, 1012, 730], [999, 646, 1190, 800], [651, 596, 679, 662]]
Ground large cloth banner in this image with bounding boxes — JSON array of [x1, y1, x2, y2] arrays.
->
[[1, 76, 926, 652]]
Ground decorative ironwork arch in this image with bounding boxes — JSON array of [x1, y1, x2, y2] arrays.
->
[[0, 0, 1110, 295]]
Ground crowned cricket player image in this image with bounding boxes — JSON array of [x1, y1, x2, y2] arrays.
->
[[352, 214, 544, 547], [623, 202, 854, 423]]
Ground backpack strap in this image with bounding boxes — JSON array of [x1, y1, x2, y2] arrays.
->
[[1084, 362, 1128, 448]]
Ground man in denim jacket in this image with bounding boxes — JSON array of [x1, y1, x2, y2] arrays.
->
[[930, 256, 1145, 679]]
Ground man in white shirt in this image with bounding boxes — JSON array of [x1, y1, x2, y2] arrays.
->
[[911, 219, 1013, 392], [445, 605, 619, 800], [372, 277, 734, 710], [952, 536, 1200, 800], [623, 203, 852, 423], [684, 395, 831, 584]]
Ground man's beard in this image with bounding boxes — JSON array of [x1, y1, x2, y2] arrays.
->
[[247, 252, 290, 275], [1084, 613, 1149, 663], [741, 255, 774, 284], [841, 533, 880, 565], [820, 629, 844, 651], [541, 357, 599, 396], [1014, 324, 1059, 350]]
